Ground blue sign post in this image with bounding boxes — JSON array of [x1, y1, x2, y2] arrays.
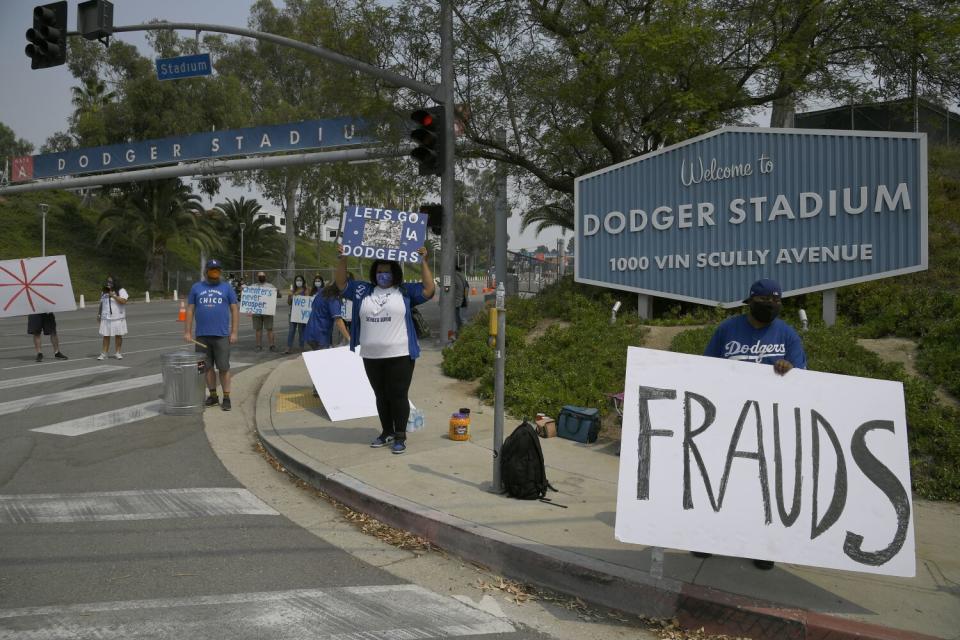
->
[[574, 128, 928, 307], [156, 53, 213, 81], [341, 205, 428, 264]]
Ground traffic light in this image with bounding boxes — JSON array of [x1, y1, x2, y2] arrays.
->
[[410, 107, 445, 176], [25, 2, 68, 70], [420, 203, 443, 235]]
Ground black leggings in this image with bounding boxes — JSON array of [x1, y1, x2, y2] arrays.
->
[[362, 356, 416, 441]]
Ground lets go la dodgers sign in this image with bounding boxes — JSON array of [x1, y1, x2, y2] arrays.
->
[[574, 128, 927, 307]]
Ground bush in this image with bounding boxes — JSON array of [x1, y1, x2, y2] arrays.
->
[[669, 323, 960, 501]]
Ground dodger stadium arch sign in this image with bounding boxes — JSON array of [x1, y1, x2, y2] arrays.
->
[[574, 128, 927, 307]]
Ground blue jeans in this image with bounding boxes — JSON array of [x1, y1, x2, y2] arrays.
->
[[286, 322, 305, 349]]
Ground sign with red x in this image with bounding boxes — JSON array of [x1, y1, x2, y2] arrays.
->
[[0, 255, 77, 318]]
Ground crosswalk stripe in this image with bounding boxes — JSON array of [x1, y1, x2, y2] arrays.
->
[[29, 400, 164, 437], [0, 365, 125, 391], [0, 374, 162, 416], [0, 488, 278, 524], [0, 585, 516, 638]]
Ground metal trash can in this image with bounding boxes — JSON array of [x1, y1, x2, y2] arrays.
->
[[161, 351, 206, 415]]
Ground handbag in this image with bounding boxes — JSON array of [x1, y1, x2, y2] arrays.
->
[[411, 306, 431, 339]]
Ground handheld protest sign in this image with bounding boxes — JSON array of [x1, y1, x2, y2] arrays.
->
[[239, 286, 277, 316], [291, 295, 314, 324], [615, 347, 916, 577], [0, 255, 77, 318], [341, 205, 428, 264]]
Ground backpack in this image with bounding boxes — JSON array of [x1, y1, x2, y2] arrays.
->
[[500, 421, 559, 502]]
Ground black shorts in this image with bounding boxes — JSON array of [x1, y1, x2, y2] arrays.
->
[[27, 313, 56, 336], [196, 336, 231, 372]]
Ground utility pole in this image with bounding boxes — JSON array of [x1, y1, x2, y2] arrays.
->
[[239, 222, 246, 278], [439, 0, 457, 344]]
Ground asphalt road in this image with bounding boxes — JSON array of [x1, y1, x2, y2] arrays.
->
[[0, 297, 541, 639]]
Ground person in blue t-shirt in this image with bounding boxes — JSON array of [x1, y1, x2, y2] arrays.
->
[[304, 281, 350, 350], [185, 259, 240, 411], [704, 278, 807, 375], [695, 277, 807, 571]]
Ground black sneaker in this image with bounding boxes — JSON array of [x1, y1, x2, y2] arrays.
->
[[35, 353, 43, 362], [221, 397, 232, 411], [752, 559, 775, 570], [269, 345, 276, 352], [54, 352, 68, 360], [370, 435, 395, 448], [204, 396, 220, 407]]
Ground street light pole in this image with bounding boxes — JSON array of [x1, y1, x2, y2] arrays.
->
[[38, 203, 49, 257], [239, 223, 246, 278]]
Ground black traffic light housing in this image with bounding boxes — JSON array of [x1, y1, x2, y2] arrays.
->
[[420, 203, 443, 235], [410, 107, 446, 177], [25, 1, 68, 70]]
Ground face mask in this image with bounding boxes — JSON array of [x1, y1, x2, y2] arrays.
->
[[750, 301, 781, 323], [295, 279, 304, 288], [105, 281, 113, 289], [376, 272, 393, 287], [314, 280, 322, 287], [258, 276, 266, 283]]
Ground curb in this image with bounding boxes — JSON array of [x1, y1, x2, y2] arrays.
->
[[253, 360, 942, 640]]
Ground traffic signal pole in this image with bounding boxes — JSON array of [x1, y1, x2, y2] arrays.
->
[[439, 0, 457, 345]]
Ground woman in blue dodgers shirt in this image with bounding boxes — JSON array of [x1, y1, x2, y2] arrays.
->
[[335, 244, 435, 454], [696, 277, 807, 570]]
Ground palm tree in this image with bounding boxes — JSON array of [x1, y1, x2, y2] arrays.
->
[[213, 197, 283, 270], [520, 201, 574, 234], [98, 179, 222, 291]]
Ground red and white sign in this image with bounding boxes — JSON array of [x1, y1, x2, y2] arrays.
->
[[11, 156, 34, 182], [0, 256, 77, 318]]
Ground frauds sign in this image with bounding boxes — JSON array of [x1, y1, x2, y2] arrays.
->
[[574, 128, 927, 307]]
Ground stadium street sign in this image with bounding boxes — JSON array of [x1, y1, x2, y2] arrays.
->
[[11, 117, 373, 182], [574, 128, 928, 307], [156, 53, 212, 81]]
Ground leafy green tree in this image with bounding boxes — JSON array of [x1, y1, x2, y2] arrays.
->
[[210, 0, 420, 277], [213, 197, 284, 269], [0, 121, 33, 161], [98, 179, 222, 290]]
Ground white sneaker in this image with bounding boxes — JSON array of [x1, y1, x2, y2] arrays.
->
[[114, 353, 123, 359], [97, 353, 107, 360]]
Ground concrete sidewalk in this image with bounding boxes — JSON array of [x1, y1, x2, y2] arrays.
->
[[248, 347, 959, 640]]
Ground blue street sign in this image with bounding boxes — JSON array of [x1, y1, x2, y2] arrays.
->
[[156, 53, 212, 81]]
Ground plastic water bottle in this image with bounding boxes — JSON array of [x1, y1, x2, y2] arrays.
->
[[408, 408, 424, 432]]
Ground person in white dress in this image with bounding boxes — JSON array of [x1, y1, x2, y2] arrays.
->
[[97, 275, 129, 359]]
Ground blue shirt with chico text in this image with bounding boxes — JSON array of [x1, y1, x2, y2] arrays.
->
[[704, 315, 807, 369], [188, 281, 238, 337]]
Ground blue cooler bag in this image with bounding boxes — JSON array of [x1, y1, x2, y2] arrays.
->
[[557, 405, 600, 443]]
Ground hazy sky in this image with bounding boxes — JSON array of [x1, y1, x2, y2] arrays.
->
[[0, 0, 570, 251]]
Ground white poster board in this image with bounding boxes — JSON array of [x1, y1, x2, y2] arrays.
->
[[239, 285, 277, 316], [291, 295, 314, 324], [301, 346, 377, 421], [0, 255, 77, 318], [615, 347, 916, 577]]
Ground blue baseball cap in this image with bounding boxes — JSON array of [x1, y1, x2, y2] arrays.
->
[[743, 278, 782, 303], [205, 259, 223, 271]]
